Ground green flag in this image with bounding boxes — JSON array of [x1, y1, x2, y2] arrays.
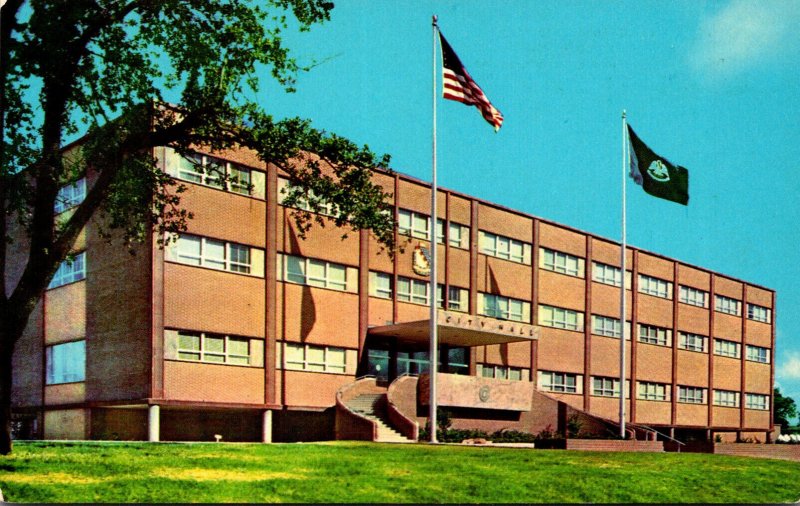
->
[[627, 124, 689, 205]]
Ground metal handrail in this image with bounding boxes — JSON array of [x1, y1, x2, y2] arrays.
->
[[636, 424, 685, 448]]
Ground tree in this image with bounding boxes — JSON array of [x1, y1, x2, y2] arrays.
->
[[0, 0, 397, 455], [774, 387, 798, 431]]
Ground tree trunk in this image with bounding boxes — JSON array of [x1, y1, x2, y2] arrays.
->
[[0, 336, 14, 455]]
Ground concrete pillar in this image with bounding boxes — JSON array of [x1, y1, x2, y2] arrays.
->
[[262, 409, 273, 443], [148, 405, 160, 442]]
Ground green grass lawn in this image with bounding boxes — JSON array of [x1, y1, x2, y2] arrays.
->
[[1, 441, 799, 503]]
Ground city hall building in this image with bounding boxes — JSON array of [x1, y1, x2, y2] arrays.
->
[[9, 143, 776, 445]]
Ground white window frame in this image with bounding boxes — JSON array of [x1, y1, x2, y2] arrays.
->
[[637, 381, 668, 401], [284, 343, 347, 374], [713, 390, 740, 408], [638, 323, 671, 346], [715, 295, 741, 316], [592, 377, 621, 397], [176, 331, 251, 365], [678, 332, 707, 353], [173, 151, 255, 196], [678, 386, 706, 404], [538, 371, 580, 394], [174, 234, 254, 275], [479, 293, 530, 323], [540, 247, 584, 277], [45, 340, 86, 385], [713, 339, 741, 359], [592, 262, 621, 286], [277, 177, 336, 215], [746, 303, 771, 324], [369, 271, 393, 299], [591, 315, 629, 339], [479, 231, 531, 265], [638, 274, 672, 299], [283, 255, 347, 291], [538, 304, 582, 331], [434, 219, 470, 249], [398, 209, 431, 240], [679, 285, 708, 308], [479, 364, 528, 382], [745, 393, 769, 411], [49, 252, 86, 289], [437, 285, 469, 312], [397, 276, 429, 305], [745, 345, 770, 364], [54, 177, 87, 214]]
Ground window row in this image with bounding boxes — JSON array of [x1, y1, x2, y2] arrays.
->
[[397, 209, 470, 249], [535, 374, 770, 409], [164, 330, 263, 367], [368, 272, 468, 312], [478, 364, 530, 382], [49, 252, 86, 289], [277, 253, 356, 292], [164, 147, 264, 198], [277, 342, 355, 375], [168, 234, 264, 276], [540, 248, 585, 278], [479, 231, 532, 265]]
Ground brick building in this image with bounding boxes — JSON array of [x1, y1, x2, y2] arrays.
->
[[9, 143, 776, 444]]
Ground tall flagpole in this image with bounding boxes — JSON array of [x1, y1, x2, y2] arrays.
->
[[620, 110, 628, 439], [429, 14, 439, 444]]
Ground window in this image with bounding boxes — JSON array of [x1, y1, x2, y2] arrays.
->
[[369, 271, 393, 299], [168, 148, 259, 196], [540, 248, 584, 277], [713, 339, 741, 359], [438, 285, 469, 312], [176, 331, 251, 365], [638, 323, 671, 346], [591, 315, 627, 339], [54, 178, 86, 214], [713, 390, 740, 408], [678, 332, 707, 353], [747, 303, 771, 323], [49, 252, 86, 289], [277, 177, 335, 215], [397, 276, 429, 305], [678, 386, 706, 404], [442, 221, 470, 249], [592, 262, 621, 287], [592, 377, 627, 398], [284, 343, 346, 373], [479, 293, 530, 323], [398, 209, 431, 240], [538, 371, 579, 393], [745, 393, 769, 410], [173, 234, 258, 275], [282, 254, 348, 291], [479, 364, 528, 381], [538, 304, 582, 331], [715, 295, 741, 316], [638, 382, 668, 401], [638, 274, 672, 299], [679, 286, 707, 307], [46, 340, 86, 384], [746, 345, 770, 364], [478, 231, 531, 264]]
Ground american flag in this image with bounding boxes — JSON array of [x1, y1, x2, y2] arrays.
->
[[439, 31, 503, 131]]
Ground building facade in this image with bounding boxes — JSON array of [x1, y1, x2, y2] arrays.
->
[[9, 144, 776, 443]]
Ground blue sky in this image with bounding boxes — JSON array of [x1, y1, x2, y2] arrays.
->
[[259, 1, 800, 415]]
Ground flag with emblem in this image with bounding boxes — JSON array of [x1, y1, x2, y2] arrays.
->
[[439, 31, 503, 131], [627, 124, 689, 205]]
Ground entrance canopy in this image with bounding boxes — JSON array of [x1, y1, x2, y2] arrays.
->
[[368, 310, 539, 347]]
